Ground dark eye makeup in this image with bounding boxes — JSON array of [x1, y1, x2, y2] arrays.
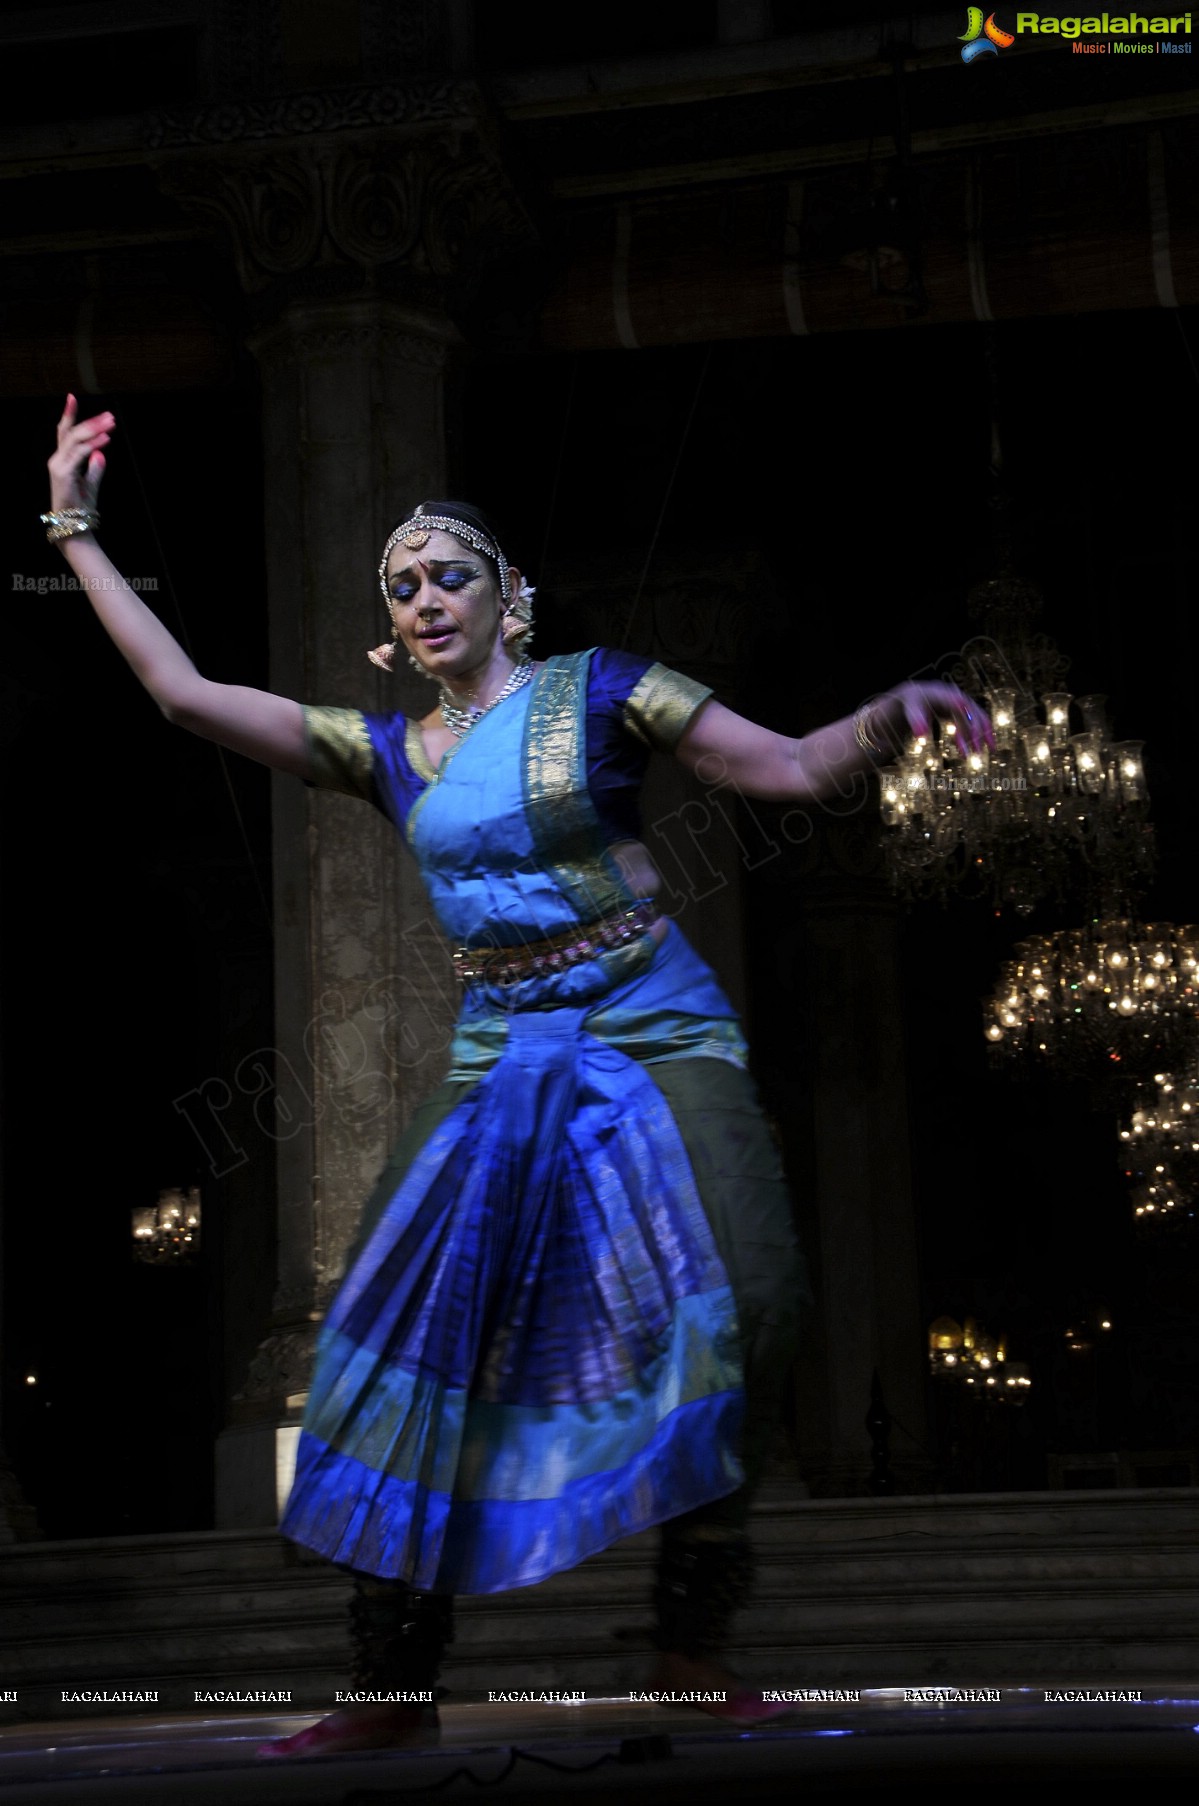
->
[[438, 565, 479, 591], [390, 561, 480, 601]]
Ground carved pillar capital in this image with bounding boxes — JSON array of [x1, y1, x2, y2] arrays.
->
[[151, 89, 537, 316]]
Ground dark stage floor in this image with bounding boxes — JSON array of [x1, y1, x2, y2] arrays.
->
[[1, 1690, 1197, 1803]]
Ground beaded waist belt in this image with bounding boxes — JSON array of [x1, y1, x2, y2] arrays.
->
[[451, 900, 660, 987]]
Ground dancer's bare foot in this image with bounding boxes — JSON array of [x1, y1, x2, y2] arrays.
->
[[256, 1703, 439, 1758], [648, 1651, 795, 1727]]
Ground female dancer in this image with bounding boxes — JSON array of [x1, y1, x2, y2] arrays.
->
[[45, 397, 989, 1752]]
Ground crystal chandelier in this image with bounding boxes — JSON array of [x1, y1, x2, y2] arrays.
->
[[928, 1315, 1031, 1399], [131, 1186, 202, 1265], [880, 576, 1154, 917], [1118, 1066, 1199, 1226], [984, 920, 1199, 1078]]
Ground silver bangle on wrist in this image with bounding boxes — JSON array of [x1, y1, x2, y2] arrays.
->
[[41, 507, 100, 544]]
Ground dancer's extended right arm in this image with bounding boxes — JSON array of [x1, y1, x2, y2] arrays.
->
[[46, 396, 310, 776]]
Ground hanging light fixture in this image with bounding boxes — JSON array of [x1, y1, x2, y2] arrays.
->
[[131, 1186, 202, 1265], [881, 575, 1154, 916], [984, 921, 1199, 1078], [927, 1315, 1031, 1400], [880, 328, 1154, 917], [1118, 1065, 1199, 1226]]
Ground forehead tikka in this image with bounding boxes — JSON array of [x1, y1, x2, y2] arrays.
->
[[378, 513, 511, 604]]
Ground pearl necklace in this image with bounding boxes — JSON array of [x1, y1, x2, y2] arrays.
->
[[439, 658, 535, 740]]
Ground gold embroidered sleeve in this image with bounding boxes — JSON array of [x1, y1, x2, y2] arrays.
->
[[623, 663, 714, 752], [302, 705, 375, 800]]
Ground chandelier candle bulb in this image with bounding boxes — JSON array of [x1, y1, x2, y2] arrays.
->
[[1070, 731, 1104, 794], [1043, 692, 1073, 747], [1115, 741, 1148, 803], [987, 688, 1018, 751], [1022, 731, 1054, 784]]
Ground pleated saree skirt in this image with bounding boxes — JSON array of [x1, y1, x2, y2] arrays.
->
[[280, 1025, 805, 1597]]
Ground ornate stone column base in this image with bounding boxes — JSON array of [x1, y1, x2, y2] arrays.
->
[[215, 1318, 319, 1529]]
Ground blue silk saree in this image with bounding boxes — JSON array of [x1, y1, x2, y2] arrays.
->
[[281, 650, 778, 1595]]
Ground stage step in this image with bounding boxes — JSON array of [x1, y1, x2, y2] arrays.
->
[[1, 1488, 1195, 1719]]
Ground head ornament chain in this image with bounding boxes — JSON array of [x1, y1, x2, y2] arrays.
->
[[377, 507, 511, 603]]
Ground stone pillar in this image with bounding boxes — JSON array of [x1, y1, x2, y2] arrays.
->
[[215, 301, 462, 1524], [151, 103, 536, 1525]]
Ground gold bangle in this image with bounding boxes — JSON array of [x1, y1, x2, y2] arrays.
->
[[41, 507, 100, 544], [853, 700, 891, 765]]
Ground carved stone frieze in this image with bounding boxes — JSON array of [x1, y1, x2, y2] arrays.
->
[[156, 134, 536, 301], [147, 80, 481, 151]]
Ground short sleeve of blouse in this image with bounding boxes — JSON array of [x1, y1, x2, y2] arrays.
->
[[302, 705, 431, 835], [590, 649, 713, 751], [302, 705, 375, 800]]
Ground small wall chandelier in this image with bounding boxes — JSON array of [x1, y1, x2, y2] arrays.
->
[[928, 1315, 1031, 1399], [131, 1186, 202, 1265], [1118, 1066, 1199, 1226], [984, 920, 1199, 1078]]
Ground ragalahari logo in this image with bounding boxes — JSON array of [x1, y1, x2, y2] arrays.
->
[[960, 8, 1017, 58]]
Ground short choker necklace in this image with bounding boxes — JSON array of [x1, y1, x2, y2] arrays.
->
[[439, 657, 534, 740]]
